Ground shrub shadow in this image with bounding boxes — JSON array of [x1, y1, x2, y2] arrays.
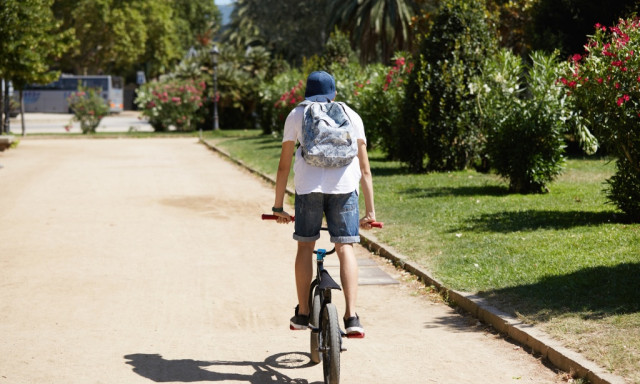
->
[[124, 352, 317, 383], [480, 263, 640, 322], [402, 185, 509, 198], [451, 209, 621, 233]]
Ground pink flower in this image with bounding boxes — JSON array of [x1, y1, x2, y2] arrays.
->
[[615, 82, 621, 89], [571, 54, 582, 62], [616, 95, 630, 106], [597, 78, 604, 84]]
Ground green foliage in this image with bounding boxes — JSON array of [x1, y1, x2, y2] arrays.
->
[[399, 0, 497, 172], [323, 28, 358, 67], [172, 0, 221, 51], [350, 55, 412, 156], [135, 78, 206, 132], [560, 18, 640, 220], [328, 0, 417, 64], [53, 0, 210, 78], [67, 86, 110, 134], [62, 0, 148, 75], [472, 50, 569, 193], [223, 0, 329, 66], [0, 0, 72, 87]]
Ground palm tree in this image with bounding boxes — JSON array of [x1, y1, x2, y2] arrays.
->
[[328, 0, 417, 64]]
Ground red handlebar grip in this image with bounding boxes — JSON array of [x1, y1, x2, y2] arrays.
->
[[371, 222, 384, 228], [262, 214, 295, 221]]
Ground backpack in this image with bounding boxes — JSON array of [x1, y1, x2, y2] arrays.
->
[[298, 101, 358, 168]]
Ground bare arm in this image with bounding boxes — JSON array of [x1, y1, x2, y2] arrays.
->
[[357, 139, 376, 228], [273, 141, 295, 223]]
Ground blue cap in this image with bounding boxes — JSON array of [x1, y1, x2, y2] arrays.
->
[[304, 71, 336, 102]]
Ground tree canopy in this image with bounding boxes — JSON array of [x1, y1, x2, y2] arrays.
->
[[51, 0, 221, 78], [0, 0, 72, 87]]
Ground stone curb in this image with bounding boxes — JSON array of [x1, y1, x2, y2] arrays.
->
[[200, 139, 627, 384], [0, 135, 15, 151]]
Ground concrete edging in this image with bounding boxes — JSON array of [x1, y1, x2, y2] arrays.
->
[[200, 138, 627, 384], [0, 135, 14, 151]]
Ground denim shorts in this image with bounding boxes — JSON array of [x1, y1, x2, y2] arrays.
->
[[293, 191, 360, 244]]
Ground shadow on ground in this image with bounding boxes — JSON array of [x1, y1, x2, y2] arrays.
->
[[402, 185, 509, 198], [450, 209, 621, 233], [124, 352, 321, 383], [480, 263, 640, 322]]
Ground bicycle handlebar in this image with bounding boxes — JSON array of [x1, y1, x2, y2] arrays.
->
[[262, 214, 383, 228]]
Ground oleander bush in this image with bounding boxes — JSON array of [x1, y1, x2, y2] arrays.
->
[[471, 50, 574, 193], [136, 78, 206, 132], [67, 86, 110, 134], [560, 17, 640, 220]]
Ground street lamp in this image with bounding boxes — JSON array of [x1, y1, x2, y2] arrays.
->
[[209, 45, 220, 131]]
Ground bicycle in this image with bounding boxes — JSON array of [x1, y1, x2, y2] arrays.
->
[[262, 214, 382, 384]]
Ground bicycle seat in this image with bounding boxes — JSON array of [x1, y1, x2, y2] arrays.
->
[[318, 269, 342, 290]]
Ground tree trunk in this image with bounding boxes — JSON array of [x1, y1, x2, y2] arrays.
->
[[3, 83, 10, 134], [0, 80, 5, 135], [20, 90, 26, 137]]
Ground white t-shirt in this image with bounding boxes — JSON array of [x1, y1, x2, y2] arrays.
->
[[282, 103, 366, 195]]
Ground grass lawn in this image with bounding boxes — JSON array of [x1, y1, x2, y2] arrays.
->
[[208, 129, 639, 382]]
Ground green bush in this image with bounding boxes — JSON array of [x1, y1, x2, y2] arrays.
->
[[560, 18, 640, 220], [67, 86, 110, 134], [398, 0, 497, 172], [472, 50, 569, 193]]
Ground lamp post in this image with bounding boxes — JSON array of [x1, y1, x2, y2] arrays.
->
[[209, 45, 220, 131]]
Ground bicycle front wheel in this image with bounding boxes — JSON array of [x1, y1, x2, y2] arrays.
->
[[309, 288, 322, 364], [321, 303, 341, 384]]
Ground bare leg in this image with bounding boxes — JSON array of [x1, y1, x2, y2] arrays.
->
[[335, 243, 358, 319], [295, 241, 315, 315]]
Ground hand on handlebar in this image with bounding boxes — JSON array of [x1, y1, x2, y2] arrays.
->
[[262, 214, 382, 228], [359, 213, 378, 230], [273, 210, 293, 224]]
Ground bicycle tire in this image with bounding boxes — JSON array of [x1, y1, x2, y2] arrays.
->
[[321, 303, 341, 384], [309, 288, 322, 364]]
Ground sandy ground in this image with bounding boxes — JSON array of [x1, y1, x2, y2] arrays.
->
[[0, 138, 566, 384]]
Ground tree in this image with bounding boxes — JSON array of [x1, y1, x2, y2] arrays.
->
[[173, 0, 221, 50], [0, 0, 72, 134], [397, 0, 497, 172], [66, 0, 147, 75], [328, 0, 417, 64], [223, 0, 329, 65], [53, 0, 217, 79]]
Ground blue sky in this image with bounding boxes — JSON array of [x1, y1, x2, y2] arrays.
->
[[215, 0, 234, 5]]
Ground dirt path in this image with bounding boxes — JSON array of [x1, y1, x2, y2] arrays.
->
[[0, 138, 565, 383]]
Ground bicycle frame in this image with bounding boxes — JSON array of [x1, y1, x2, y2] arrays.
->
[[262, 213, 383, 384]]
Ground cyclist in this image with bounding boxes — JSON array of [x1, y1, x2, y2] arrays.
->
[[271, 70, 376, 338]]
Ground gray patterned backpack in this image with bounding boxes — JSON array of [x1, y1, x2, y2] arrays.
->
[[298, 101, 358, 168]]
